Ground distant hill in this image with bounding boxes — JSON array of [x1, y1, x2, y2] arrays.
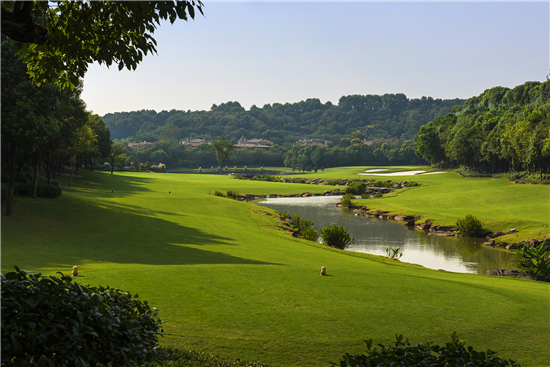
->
[[102, 94, 464, 145], [416, 80, 550, 174]]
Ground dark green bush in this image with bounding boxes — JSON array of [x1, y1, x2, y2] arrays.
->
[[13, 182, 62, 198], [371, 180, 392, 188], [214, 190, 224, 197], [39, 176, 59, 186], [301, 227, 317, 241], [14, 172, 30, 184], [290, 178, 306, 184], [513, 242, 550, 282], [36, 182, 62, 198], [341, 193, 354, 207], [320, 224, 354, 250], [345, 182, 366, 195], [1, 267, 164, 367], [456, 214, 483, 237], [14, 182, 33, 196], [1, 170, 9, 184], [333, 332, 521, 367], [226, 190, 239, 199], [252, 175, 280, 182]]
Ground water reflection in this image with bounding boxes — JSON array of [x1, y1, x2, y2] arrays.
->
[[257, 196, 517, 274]]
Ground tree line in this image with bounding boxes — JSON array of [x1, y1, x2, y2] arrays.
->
[[415, 80, 550, 176], [1, 37, 111, 215], [103, 95, 463, 145]]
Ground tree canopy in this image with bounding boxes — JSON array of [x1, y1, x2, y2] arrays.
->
[[1, 1, 204, 88], [415, 80, 550, 174]]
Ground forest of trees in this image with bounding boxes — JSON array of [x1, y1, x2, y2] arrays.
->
[[415, 80, 550, 175], [103, 95, 463, 145], [102, 94, 463, 170], [1, 37, 111, 214]]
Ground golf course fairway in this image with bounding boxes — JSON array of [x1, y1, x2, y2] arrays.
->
[[2, 168, 549, 367]]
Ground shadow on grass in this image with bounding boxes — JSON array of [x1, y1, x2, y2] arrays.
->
[[59, 170, 156, 199], [2, 188, 281, 271]]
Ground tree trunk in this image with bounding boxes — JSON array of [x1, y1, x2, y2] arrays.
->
[[6, 143, 17, 216], [89, 156, 93, 171], [69, 156, 75, 186], [32, 151, 39, 198]]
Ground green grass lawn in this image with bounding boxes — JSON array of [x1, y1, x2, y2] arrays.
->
[[2, 168, 549, 367]]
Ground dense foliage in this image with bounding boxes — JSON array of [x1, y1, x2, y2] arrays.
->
[[320, 224, 354, 250], [103, 95, 461, 144], [333, 333, 521, 367], [340, 193, 355, 208], [1, 1, 204, 88], [513, 243, 550, 282], [345, 182, 367, 195], [416, 80, 550, 174], [1, 268, 164, 366], [455, 214, 483, 237], [1, 37, 111, 215]]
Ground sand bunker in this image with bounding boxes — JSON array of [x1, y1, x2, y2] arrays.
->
[[358, 170, 445, 176], [364, 169, 389, 173]]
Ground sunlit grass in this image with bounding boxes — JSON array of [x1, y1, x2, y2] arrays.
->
[[2, 169, 549, 367]]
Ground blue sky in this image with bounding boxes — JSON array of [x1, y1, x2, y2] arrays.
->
[[81, 1, 549, 116]]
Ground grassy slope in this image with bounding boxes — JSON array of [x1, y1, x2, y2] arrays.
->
[[2, 169, 549, 367]]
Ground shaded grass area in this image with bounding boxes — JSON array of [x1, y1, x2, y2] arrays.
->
[[2, 170, 549, 367]]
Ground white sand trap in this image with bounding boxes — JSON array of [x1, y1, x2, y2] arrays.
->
[[358, 170, 426, 176], [358, 170, 446, 176], [364, 169, 389, 173], [420, 171, 445, 175]]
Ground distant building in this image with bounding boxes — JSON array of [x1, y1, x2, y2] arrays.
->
[[128, 141, 154, 149], [182, 138, 211, 147], [235, 136, 272, 151], [294, 139, 331, 147]]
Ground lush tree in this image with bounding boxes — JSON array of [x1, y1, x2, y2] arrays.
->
[[211, 136, 235, 174], [85, 113, 111, 170], [159, 124, 181, 145], [1, 1, 204, 88], [108, 143, 126, 175], [1, 37, 61, 215]]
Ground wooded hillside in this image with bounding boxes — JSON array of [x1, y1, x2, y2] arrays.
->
[[103, 94, 463, 145], [415, 80, 550, 175]]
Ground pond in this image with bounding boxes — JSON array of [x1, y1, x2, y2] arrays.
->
[[257, 196, 518, 274]]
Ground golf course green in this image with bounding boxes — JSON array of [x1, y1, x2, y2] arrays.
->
[[2, 167, 549, 367]]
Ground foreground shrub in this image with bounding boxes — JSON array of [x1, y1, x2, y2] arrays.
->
[[456, 214, 483, 237], [214, 190, 224, 197], [320, 224, 354, 250], [1, 267, 163, 367], [513, 242, 550, 282], [333, 332, 521, 367]]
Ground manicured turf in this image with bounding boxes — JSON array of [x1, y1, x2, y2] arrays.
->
[[289, 166, 550, 243], [2, 169, 549, 367]]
